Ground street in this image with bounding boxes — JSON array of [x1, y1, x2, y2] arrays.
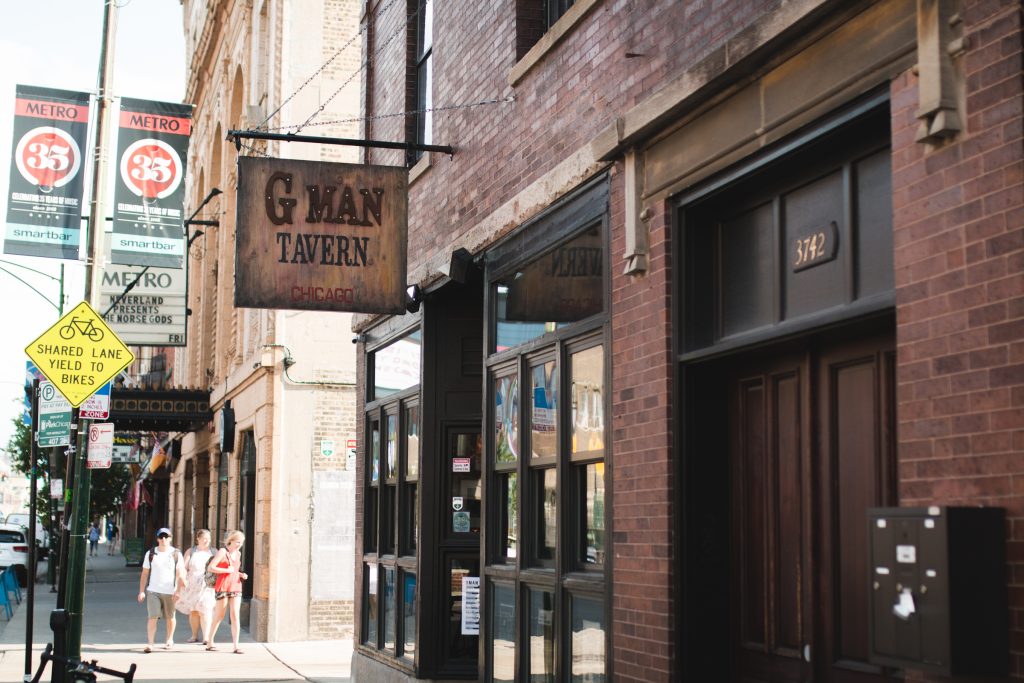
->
[[0, 552, 352, 682]]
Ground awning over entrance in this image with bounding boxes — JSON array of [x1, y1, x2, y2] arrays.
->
[[109, 387, 211, 431]]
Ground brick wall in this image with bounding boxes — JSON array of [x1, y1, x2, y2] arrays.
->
[[363, 0, 785, 282], [890, 2, 1023, 678], [609, 168, 676, 682], [309, 600, 356, 638]]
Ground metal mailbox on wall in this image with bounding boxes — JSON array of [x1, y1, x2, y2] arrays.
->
[[868, 506, 1008, 677]]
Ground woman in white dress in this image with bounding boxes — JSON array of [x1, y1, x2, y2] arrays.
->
[[175, 528, 216, 644]]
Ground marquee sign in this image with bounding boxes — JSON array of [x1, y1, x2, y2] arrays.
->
[[235, 157, 407, 313], [101, 234, 187, 346]]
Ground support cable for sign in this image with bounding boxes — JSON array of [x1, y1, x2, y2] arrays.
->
[[228, 129, 453, 155], [253, 0, 430, 137], [257, 95, 515, 133], [254, 0, 406, 132]]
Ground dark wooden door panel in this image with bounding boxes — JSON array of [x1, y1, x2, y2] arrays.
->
[[731, 358, 806, 683], [730, 335, 896, 683], [815, 338, 897, 682]]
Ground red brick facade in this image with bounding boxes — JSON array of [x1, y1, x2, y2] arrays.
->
[[353, 0, 1024, 680], [891, 3, 1023, 678]]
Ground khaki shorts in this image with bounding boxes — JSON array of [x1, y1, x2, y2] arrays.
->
[[146, 591, 175, 620]]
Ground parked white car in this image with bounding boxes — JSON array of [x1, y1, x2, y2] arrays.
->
[[0, 523, 30, 586], [4, 512, 50, 549]]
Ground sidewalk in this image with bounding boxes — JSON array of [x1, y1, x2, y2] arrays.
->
[[0, 552, 352, 682]]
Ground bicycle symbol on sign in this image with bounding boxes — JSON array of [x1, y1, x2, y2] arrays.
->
[[59, 316, 104, 342]]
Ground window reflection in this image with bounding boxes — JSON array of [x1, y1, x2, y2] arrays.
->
[[364, 563, 378, 646], [402, 572, 416, 660], [528, 588, 555, 682], [495, 225, 604, 351], [384, 567, 396, 652], [580, 463, 605, 566], [374, 331, 422, 399], [571, 346, 604, 457], [534, 468, 556, 564], [491, 583, 516, 683], [531, 361, 557, 459], [498, 473, 518, 560], [571, 595, 605, 682], [406, 404, 419, 479], [495, 375, 519, 463], [386, 414, 397, 480]]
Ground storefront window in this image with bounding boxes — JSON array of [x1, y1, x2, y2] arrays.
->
[[449, 431, 482, 537], [364, 563, 378, 646], [374, 330, 422, 399], [406, 404, 420, 478], [528, 588, 555, 682], [402, 572, 417, 660], [490, 583, 516, 682], [362, 326, 421, 662], [532, 468, 557, 565], [498, 472, 518, 560], [579, 463, 605, 566], [495, 374, 519, 464], [530, 360, 557, 459], [570, 594, 605, 682], [484, 191, 608, 681], [494, 224, 604, 352], [571, 346, 604, 458], [447, 557, 480, 662], [384, 567, 397, 653]]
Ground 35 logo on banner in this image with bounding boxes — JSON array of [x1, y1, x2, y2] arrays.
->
[[119, 138, 182, 199], [15, 126, 82, 191]]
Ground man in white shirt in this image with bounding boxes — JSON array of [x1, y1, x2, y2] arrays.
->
[[137, 527, 185, 653]]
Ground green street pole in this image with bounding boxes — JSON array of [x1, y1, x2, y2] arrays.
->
[[47, 265, 64, 590], [61, 0, 117, 673]]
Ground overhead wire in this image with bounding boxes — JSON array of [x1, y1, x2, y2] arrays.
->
[[254, 0, 406, 132]]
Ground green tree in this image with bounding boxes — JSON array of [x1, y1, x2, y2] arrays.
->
[[5, 414, 133, 520]]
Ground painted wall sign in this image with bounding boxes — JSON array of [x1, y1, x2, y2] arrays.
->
[[111, 98, 192, 268], [5, 85, 91, 260], [235, 156, 407, 313]]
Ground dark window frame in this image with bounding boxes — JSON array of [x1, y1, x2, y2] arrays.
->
[[361, 322, 422, 666], [481, 176, 610, 682]]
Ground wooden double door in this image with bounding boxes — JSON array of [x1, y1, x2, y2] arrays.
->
[[727, 334, 897, 683]]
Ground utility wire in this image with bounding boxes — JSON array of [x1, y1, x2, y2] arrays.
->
[[260, 96, 515, 133], [293, 0, 430, 133], [255, 0, 405, 131]]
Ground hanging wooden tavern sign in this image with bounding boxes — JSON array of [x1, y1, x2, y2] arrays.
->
[[235, 156, 408, 314]]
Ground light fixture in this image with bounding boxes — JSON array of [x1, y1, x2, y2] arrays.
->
[[405, 284, 422, 313]]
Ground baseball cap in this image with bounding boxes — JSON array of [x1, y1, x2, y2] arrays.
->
[[156, 527, 172, 538]]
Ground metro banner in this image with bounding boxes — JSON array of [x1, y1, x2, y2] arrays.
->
[[111, 97, 192, 268], [4, 85, 91, 260]]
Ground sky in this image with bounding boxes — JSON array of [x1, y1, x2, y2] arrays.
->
[[0, 0, 186, 453]]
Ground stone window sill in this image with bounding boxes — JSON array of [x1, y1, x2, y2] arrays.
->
[[508, 0, 603, 87], [409, 152, 431, 185]]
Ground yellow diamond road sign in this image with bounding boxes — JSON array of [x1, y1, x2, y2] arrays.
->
[[25, 300, 135, 408]]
